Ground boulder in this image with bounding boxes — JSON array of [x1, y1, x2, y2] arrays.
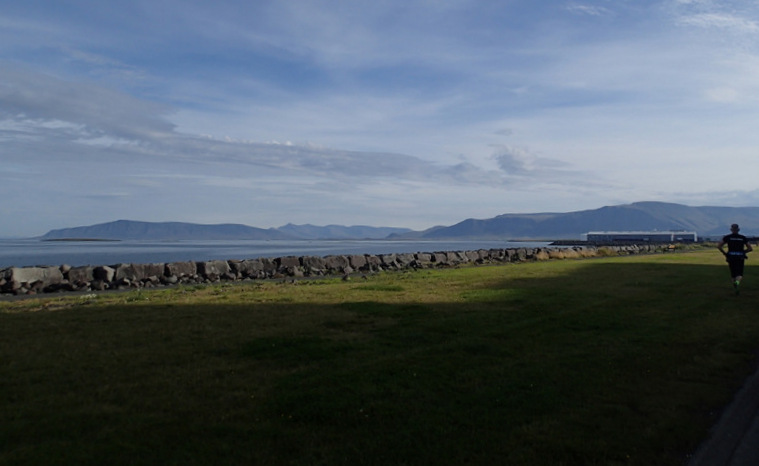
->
[[67, 266, 95, 284], [94, 265, 115, 282], [511, 248, 530, 262], [488, 249, 507, 261], [348, 255, 368, 270], [233, 259, 266, 278], [365, 255, 382, 271], [161, 275, 179, 285], [276, 256, 301, 274], [445, 252, 462, 264], [378, 254, 398, 268], [91, 280, 108, 291], [414, 253, 433, 264], [114, 263, 164, 283], [197, 260, 231, 279], [257, 258, 278, 277], [432, 252, 448, 265], [165, 261, 196, 278], [324, 255, 350, 273], [3, 266, 64, 292], [395, 253, 415, 266], [302, 256, 327, 275]]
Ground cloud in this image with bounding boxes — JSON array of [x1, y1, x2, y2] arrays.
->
[[674, 0, 759, 45], [493, 147, 530, 176], [0, 65, 174, 141], [4, 63, 600, 192], [566, 4, 611, 17], [1, 65, 576, 192], [491, 145, 580, 182], [678, 13, 759, 33]]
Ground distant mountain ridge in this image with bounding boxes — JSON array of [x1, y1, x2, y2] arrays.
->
[[39, 202, 759, 241], [412, 202, 759, 239], [40, 220, 413, 241], [276, 223, 413, 240], [41, 220, 289, 241]]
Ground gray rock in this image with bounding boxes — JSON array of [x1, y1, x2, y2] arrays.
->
[[302, 256, 327, 274], [162, 275, 179, 285], [365, 255, 382, 271], [432, 252, 448, 264], [348, 255, 368, 270], [324, 255, 350, 272], [94, 265, 115, 282], [445, 252, 461, 264], [415, 253, 433, 264], [277, 256, 301, 269], [114, 263, 164, 283], [258, 258, 278, 276], [165, 261, 196, 278], [67, 266, 95, 284], [379, 254, 397, 267], [3, 266, 64, 291], [233, 259, 266, 278], [91, 280, 108, 291], [395, 253, 415, 266], [196, 260, 231, 278]]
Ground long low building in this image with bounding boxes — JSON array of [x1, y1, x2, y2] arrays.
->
[[585, 231, 698, 243]]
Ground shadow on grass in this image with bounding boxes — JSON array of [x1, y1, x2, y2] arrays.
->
[[1, 260, 758, 465]]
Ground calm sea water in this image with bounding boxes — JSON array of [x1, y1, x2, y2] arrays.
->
[[0, 239, 554, 269]]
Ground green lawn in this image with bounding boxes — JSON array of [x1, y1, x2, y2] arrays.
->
[[1, 250, 758, 465]]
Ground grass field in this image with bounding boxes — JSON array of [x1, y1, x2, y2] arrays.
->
[[2, 250, 758, 465]]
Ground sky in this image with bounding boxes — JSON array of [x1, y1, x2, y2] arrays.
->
[[2, 0, 759, 237]]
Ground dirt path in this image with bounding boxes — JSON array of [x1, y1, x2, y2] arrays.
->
[[689, 361, 759, 465]]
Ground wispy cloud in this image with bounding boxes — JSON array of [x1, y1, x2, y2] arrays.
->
[[678, 12, 759, 33], [0, 66, 174, 140], [566, 4, 611, 17]]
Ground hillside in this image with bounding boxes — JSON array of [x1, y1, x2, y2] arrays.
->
[[41, 220, 292, 241], [276, 223, 412, 240], [40, 220, 411, 241], [418, 202, 759, 239]]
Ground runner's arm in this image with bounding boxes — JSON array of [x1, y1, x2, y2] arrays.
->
[[717, 240, 727, 255]]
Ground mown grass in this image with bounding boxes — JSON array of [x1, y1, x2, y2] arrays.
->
[[1, 250, 758, 465]]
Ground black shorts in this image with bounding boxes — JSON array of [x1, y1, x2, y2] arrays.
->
[[727, 256, 745, 278]]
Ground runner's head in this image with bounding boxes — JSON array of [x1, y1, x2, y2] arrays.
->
[[731, 223, 740, 232]]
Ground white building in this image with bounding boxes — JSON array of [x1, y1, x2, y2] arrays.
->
[[585, 231, 698, 243]]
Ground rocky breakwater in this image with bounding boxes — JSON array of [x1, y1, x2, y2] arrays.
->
[[0, 244, 664, 296]]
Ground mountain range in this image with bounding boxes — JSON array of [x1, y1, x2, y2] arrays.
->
[[39, 202, 759, 241], [407, 201, 759, 240], [40, 220, 413, 241]]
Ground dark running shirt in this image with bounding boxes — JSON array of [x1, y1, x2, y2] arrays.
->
[[723, 232, 749, 256]]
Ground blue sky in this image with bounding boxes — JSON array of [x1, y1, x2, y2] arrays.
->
[[2, 0, 759, 237]]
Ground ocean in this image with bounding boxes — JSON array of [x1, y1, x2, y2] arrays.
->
[[0, 239, 554, 269]]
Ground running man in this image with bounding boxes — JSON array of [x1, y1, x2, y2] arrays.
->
[[718, 223, 753, 294]]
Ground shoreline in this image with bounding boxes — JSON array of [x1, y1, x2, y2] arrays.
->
[[1, 243, 677, 297], [42, 238, 121, 242]]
